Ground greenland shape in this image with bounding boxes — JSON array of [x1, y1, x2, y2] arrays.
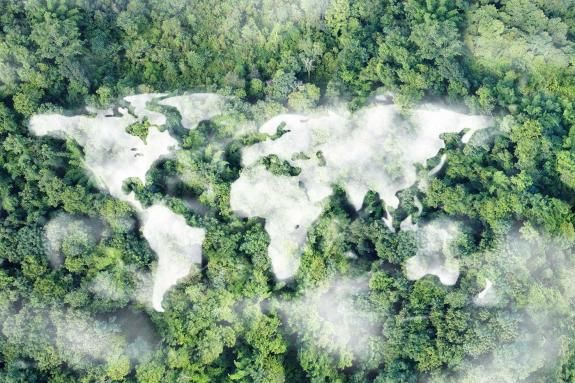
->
[[29, 95, 207, 312], [279, 276, 378, 361], [231, 104, 489, 280], [159, 93, 226, 130]]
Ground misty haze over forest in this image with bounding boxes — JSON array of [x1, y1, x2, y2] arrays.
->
[[0, 1, 575, 383]]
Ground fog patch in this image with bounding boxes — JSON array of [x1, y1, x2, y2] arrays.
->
[[44, 213, 106, 268], [404, 219, 460, 285], [182, 198, 210, 216], [400, 215, 418, 232], [473, 278, 498, 307], [245, 0, 332, 28], [103, 307, 161, 362], [89, 270, 132, 303], [414, 195, 423, 215], [54, 312, 125, 367], [419, 154, 447, 191], [465, 3, 574, 73], [278, 275, 381, 363], [1, 305, 155, 371], [344, 250, 358, 260], [383, 208, 395, 233], [232, 104, 489, 279], [428, 154, 447, 177], [433, 228, 575, 383]]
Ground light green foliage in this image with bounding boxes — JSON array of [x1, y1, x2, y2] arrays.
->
[[0, 0, 575, 382], [126, 119, 151, 143], [266, 70, 298, 102], [558, 150, 575, 189], [288, 84, 321, 112], [136, 360, 166, 383], [465, 1, 574, 75]]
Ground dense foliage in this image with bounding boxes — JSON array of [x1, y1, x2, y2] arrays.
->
[[1, 0, 575, 382]]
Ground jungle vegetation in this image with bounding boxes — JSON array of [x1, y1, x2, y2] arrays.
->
[[1, 0, 575, 382]]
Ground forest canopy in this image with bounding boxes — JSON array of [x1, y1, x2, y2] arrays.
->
[[1, 1, 575, 383]]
